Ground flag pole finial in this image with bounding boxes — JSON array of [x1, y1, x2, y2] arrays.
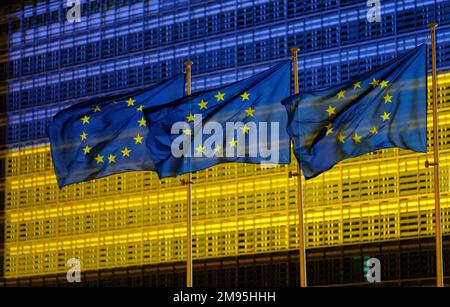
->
[[428, 22, 438, 30]]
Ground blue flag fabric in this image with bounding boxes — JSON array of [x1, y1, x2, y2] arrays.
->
[[282, 45, 427, 179], [48, 75, 185, 187], [144, 61, 292, 178]]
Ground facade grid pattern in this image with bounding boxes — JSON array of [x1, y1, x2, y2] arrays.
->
[[1, 0, 450, 281]]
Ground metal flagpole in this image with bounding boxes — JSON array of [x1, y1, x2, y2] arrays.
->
[[184, 60, 194, 287], [290, 47, 307, 287], [427, 23, 444, 287]]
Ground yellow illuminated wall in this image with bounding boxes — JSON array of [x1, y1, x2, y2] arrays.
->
[[3, 75, 450, 278]]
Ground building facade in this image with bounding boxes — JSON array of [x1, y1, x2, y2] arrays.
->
[[1, 0, 450, 286]]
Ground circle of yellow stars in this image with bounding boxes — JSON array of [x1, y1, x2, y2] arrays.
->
[[79, 97, 147, 166], [185, 90, 255, 155], [325, 78, 392, 144]]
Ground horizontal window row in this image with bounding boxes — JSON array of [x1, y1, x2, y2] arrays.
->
[[9, 0, 285, 40], [3, 145, 450, 210], [3, 242, 450, 286], [5, 191, 292, 241], [8, 0, 353, 34], [9, 34, 450, 103], [8, 3, 449, 79], [3, 169, 448, 238], [4, 203, 450, 278]]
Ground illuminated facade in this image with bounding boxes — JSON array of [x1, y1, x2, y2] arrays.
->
[[1, 0, 450, 286]]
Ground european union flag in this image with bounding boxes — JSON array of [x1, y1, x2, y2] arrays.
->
[[144, 61, 291, 178], [48, 75, 185, 187], [282, 45, 427, 179]]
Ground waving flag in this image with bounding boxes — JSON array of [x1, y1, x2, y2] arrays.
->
[[144, 61, 291, 178], [282, 45, 427, 179], [48, 75, 185, 187]]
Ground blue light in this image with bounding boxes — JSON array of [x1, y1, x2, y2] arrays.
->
[[4, 0, 450, 146]]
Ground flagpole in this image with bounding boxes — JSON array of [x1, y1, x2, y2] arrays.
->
[[184, 60, 194, 287], [428, 23, 444, 287], [290, 47, 307, 287]]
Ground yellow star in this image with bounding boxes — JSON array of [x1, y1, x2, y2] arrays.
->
[[121, 147, 131, 157], [186, 113, 195, 122], [240, 92, 250, 101], [326, 122, 333, 130], [134, 134, 143, 144], [94, 154, 104, 164], [383, 93, 392, 104], [381, 112, 390, 121], [245, 107, 255, 117], [337, 90, 345, 99], [214, 145, 222, 154], [183, 128, 192, 136], [195, 145, 205, 154], [127, 98, 136, 107], [352, 133, 362, 144], [326, 105, 336, 117], [198, 100, 208, 110], [380, 80, 389, 89], [354, 82, 362, 90], [138, 117, 147, 127], [108, 154, 116, 163], [136, 105, 144, 112], [83, 145, 91, 155], [241, 125, 250, 134], [338, 133, 346, 143], [370, 126, 378, 135], [80, 132, 88, 140], [214, 91, 225, 102], [93, 105, 101, 112], [229, 138, 238, 148], [326, 127, 334, 136], [81, 115, 90, 124], [370, 79, 380, 88]]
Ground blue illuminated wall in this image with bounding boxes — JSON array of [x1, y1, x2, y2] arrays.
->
[[5, 0, 450, 149]]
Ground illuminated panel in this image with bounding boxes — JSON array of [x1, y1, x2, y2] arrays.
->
[[3, 74, 450, 278]]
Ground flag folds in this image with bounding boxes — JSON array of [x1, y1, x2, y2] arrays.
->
[[144, 61, 292, 178], [282, 45, 428, 179], [48, 75, 185, 187]]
